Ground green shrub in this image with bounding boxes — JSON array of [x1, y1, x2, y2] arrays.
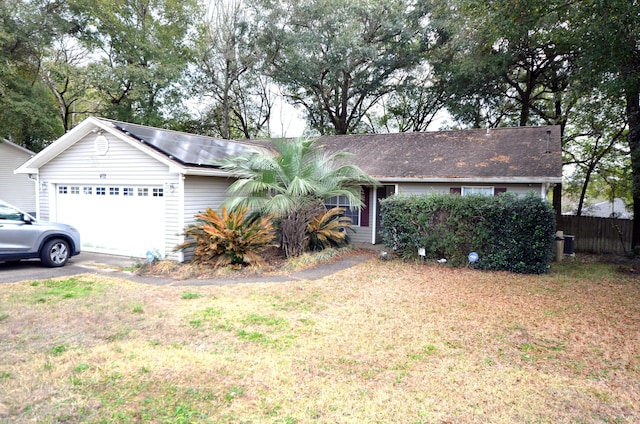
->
[[306, 207, 354, 251], [381, 192, 555, 274], [176, 207, 277, 268], [479, 193, 556, 274]]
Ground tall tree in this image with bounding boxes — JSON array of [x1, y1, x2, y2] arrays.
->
[[428, 0, 574, 129], [0, 0, 67, 150], [571, 0, 640, 246], [427, 0, 577, 214], [563, 93, 629, 216], [250, 0, 429, 135], [377, 64, 449, 132], [41, 36, 92, 132], [192, 0, 272, 139], [70, 0, 199, 126]]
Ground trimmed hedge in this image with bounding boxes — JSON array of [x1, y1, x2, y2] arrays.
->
[[380, 192, 556, 274]]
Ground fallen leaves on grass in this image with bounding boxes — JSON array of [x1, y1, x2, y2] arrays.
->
[[0, 258, 639, 423]]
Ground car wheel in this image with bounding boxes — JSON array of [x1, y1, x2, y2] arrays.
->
[[40, 238, 70, 267]]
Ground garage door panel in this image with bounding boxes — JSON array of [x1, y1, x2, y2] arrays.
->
[[56, 184, 165, 258]]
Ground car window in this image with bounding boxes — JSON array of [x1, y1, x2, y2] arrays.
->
[[0, 204, 23, 221]]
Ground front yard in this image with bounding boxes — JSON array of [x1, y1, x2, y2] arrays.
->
[[1, 257, 639, 423]]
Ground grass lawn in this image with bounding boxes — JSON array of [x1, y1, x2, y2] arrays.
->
[[0, 256, 639, 423]]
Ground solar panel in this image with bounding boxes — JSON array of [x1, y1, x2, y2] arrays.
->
[[111, 121, 257, 166]]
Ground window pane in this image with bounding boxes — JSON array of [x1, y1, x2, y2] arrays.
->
[[324, 195, 360, 226], [462, 186, 493, 196]]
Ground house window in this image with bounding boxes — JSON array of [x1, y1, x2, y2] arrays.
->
[[109, 187, 120, 196], [58, 186, 68, 194], [70, 186, 79, 194], [83, 187, 93, 195], [138, 188, 149, 197], [96, 187, 106, 195], [462, 186, 494, 196], [152, 187, 164, 197], [325, 195, 359, 226], [123, 187, 134, 196]]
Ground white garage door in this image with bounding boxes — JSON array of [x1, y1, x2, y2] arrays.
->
[[55, 184, 166, 258]]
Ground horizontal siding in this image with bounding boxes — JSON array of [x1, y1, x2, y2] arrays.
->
[[39, 188, 50, 221], [39, 133, 171, 184], [180, 176, 234, 261], [350, 225, 372, 244], [0, 143, 36, 212], [397, 183, 544, 197], [183, 176, 234, 227]]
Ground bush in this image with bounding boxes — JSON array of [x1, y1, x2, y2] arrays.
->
[[176, 207, 277, 268], [381, 193, 555, 274], [307, 207, 354, 251]]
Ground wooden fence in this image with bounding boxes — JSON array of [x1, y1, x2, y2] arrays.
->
[[556, 215, 632, 254]]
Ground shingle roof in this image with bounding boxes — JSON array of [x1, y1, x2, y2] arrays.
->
[[97, 118, 562, 183], [315, 126, 562, 181]]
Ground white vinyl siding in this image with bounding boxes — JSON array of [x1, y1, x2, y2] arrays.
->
[[0, 141, 36, 213], [180, 176, 234, 261], [350, 224, 373, 244], [183, 176, 234, 227]]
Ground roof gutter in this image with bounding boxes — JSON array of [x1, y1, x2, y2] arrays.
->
[[175, 166, 237, 177], [372, 176, 563, 184]]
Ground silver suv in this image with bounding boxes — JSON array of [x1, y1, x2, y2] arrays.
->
[[0, 200, 81, 267]]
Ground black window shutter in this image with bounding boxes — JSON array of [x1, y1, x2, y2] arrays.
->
[[450, 187, 461, 195], [494, 188, 507, 196]]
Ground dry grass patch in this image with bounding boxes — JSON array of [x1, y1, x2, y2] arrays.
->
[[0, 258, 639, 423], [134, 246, 352, 281]]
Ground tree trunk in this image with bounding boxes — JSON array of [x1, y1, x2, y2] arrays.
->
[[280, 210, 309, 258], [280, 202, 325, 257], [627, 88, 640, 249], [576, 163, 596, 217]]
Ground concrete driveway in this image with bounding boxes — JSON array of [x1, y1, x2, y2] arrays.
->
[[0, 251, 375, 286], [0, 252, 143, 284]]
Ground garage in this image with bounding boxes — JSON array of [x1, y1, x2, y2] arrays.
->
[[55, 184, 166, 258]]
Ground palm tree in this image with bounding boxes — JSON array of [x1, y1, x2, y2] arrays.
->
[[217, 137, 378, 257]]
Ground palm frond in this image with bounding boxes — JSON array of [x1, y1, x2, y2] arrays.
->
[[175, 207, 277, 267]]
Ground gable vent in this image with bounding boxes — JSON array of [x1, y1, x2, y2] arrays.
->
[[95, 134, 109, 155]]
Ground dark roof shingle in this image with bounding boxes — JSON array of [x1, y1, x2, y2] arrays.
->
[[316, 126, 562, 181]]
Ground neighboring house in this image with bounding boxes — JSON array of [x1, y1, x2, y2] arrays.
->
[[0, 139, 36, 214], [581, 198, 632, 219], [16, 118, 562, 260]]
